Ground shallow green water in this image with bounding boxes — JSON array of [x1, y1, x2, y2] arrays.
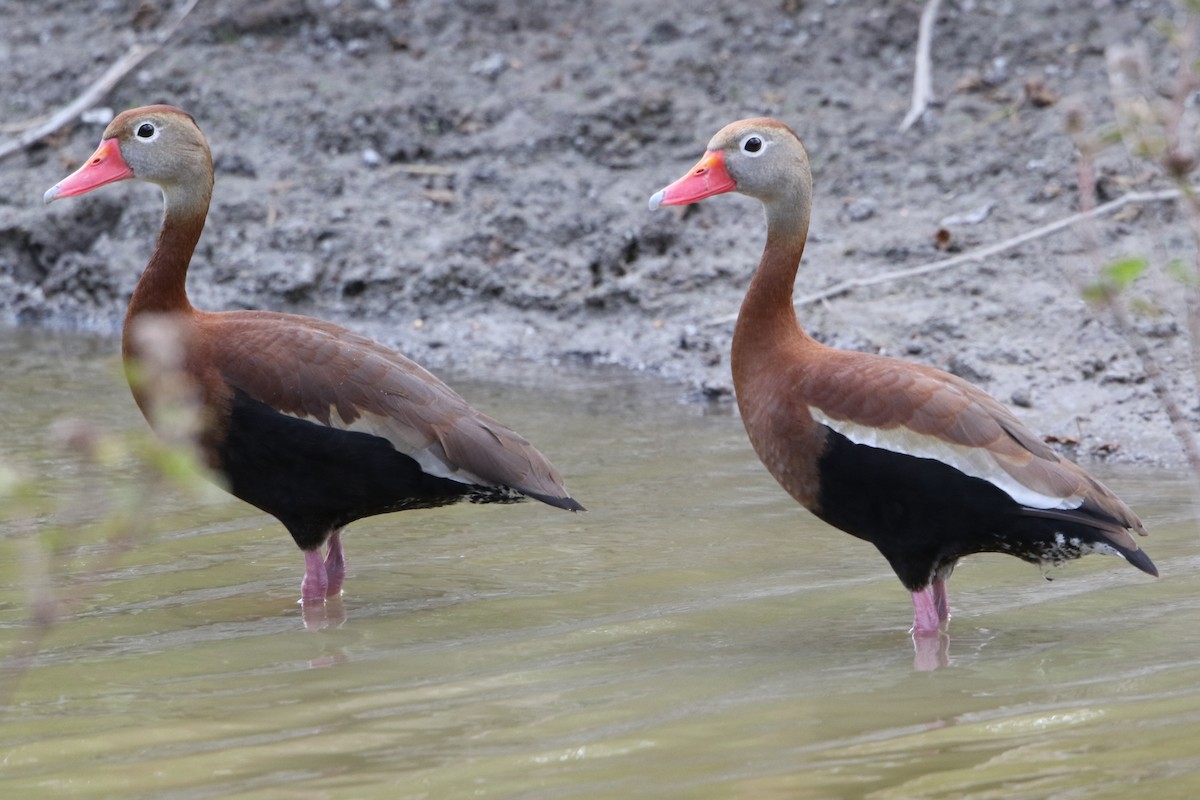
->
[[1, 330, 1198, 799]]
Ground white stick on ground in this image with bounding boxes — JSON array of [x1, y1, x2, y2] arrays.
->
[[0, 0, 200, 164], [708, 187, 1187, 325], [899, 0, 943, 132]]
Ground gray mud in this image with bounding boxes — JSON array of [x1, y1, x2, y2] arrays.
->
[[2, 0, 1197, 466]]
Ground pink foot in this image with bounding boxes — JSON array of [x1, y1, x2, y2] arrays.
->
[[301, 549, 329, 605], [302, 595, 347, 631], [912, 630, 951, 671], [910, 584, 953, 670], [324, 530, 345, 598], [930, 579, 951, 623], [910, 587, 944, 634]]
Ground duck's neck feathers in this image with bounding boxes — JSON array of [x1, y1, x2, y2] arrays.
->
[[123, 180, 210, 353], [731, 194, 819, 386]]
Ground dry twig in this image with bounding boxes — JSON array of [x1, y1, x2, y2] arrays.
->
[[899, 0, 943, 132], [709, 187, 1186, 326], [1074, 163, 1200, 472], [0, 0, 200, 164]]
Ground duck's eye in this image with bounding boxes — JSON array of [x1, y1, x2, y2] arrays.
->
[[741, 135, 764, 155], [135, 122, 157, 140]]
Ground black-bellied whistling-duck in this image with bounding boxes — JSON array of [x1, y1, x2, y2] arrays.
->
[[44, 105, 582, 606], [650, 118, 1155, 635]]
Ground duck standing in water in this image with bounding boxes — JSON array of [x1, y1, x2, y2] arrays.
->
[[45, 105, 582, 608], [650, 117, 1155, 636]]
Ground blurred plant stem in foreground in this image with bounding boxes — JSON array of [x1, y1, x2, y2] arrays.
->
[[1067, 1, 1200, 475], [0, 316, 214, 709]]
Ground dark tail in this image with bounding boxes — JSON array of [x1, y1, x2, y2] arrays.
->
[[525, 490, 585, 512], [1020, 507, 1157, 577], [1121, 545, 1158, 577]]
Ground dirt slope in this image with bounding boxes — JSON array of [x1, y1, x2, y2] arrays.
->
[[1, 0, 1196, 466]]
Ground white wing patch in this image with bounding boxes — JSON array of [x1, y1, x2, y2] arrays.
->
[[286, 406, 488, 488], [810, 407, 1082, 511]]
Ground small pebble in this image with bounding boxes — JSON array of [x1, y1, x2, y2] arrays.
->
[[81, 107, 114, 125], [470, 53, 509, 80], [984, 56, 1008, 86], [844, 197, 876, 222], [940, 203, 993, 227]]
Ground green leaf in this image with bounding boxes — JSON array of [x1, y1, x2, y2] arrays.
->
[[1102, 256, 1148, 290], [1165, 257, 1199, 286]]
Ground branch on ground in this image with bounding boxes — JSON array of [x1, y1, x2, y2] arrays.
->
[[0, 0, 200, 164], [899, 0, 944, 132]]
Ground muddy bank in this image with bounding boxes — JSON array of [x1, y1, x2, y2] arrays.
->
[[1, 0, 1196, 466]]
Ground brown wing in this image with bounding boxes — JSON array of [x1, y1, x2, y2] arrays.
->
[[195, 310, 580, 509], [796, 349, 1145, 538]]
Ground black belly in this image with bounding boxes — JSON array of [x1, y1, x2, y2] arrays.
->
[[811, 427, 1146, 590], [211, 388, 519, 550]]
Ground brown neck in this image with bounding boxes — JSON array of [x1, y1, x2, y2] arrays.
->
[[122, 184, 208, 358], [731, 200, 818, 390]]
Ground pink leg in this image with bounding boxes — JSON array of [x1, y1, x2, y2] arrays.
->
[[324, 530, 345, 598], [910, 588, 942, 634], [911, 581, 952, 671], [301, 549, 329, 605], [930, 578, 951, 623]]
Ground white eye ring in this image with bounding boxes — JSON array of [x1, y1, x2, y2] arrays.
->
[[740, 134, 768, 157], [133, 121, 159, 142]]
